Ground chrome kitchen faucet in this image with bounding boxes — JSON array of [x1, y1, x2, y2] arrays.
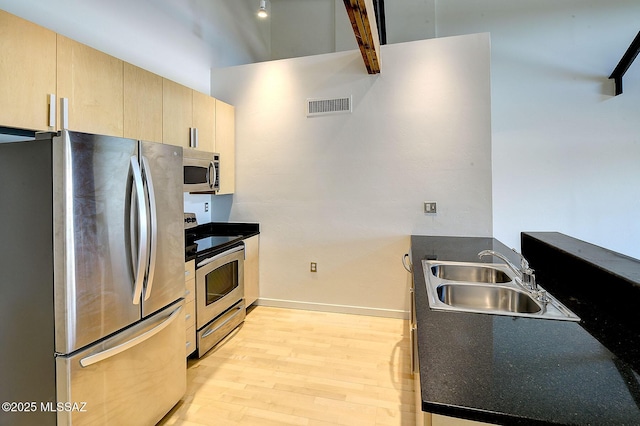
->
[[478, 249, 539, 293]]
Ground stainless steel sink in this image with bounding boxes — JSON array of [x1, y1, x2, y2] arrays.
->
[[422, 260, 580, 321], [437, 283, 541, 314], [430, 264, 511, 284]]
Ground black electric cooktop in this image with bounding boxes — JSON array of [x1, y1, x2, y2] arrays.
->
[[194, 235, 241, 252], [185, 235, 243, 262], [184, 216, 260, 263]]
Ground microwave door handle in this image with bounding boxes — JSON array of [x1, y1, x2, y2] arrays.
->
[[196, 245, 244, 268], [130, 157, 148, 305], [141, 156, 157, 301], [209, 161, 216, 190]]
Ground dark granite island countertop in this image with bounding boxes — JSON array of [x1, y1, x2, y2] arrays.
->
[[411, 235, 640, 426]]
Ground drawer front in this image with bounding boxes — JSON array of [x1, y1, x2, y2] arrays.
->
[[185, 299, 195, 329], [185, 325, 196, 357], [185, 260, 195, 301], [184, 260, 195, 283], [185, 278, 195, 302]]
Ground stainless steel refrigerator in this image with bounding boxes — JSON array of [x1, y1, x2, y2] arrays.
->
[[0, 130, 186, 425]]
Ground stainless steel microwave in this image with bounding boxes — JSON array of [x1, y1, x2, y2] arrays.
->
[[183, 148, 220, 193]]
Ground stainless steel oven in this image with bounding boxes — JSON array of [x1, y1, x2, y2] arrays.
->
[[195, 244, 245, 357]]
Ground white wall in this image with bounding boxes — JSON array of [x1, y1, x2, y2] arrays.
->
[[268, 0, 437, 54], [385, 0, 436, 43], [266, 0, 640, 260], [270, 0, 335, 60], [433, 0, 640, 258], [0, 0, 270, 93], [269, 0, 358, 58], [212, 34, 492, 316]]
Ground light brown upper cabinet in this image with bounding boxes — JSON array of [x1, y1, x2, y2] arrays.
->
[[124, 63, 163, 142], [57, 35, 124, 137], [192, 90, 216, 153], [163, 79, 216, 152], [215, 99, 235, 195], [1, 10, 234, 192], [162, 79, 193, 148], [0, 10, 56, 131]]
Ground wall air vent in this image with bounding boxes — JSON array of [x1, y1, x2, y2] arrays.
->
[[306, 96, 352, 117]]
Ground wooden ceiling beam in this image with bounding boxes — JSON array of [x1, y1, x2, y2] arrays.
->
[[342, 0, 381, 74]]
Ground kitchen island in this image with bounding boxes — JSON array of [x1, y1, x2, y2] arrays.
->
[[411, 235, 640, 425]]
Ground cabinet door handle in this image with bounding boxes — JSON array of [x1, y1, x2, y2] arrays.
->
[[189, 127, 198, 148], [48, 94, 56, 128]]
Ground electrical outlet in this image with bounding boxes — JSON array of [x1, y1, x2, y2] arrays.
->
[[424, 202, 437, 214], [310, 262, 317, 273], [204, 202, 209, 212]]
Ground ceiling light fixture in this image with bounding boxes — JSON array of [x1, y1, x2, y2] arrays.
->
[[258, 0, 268, 18]]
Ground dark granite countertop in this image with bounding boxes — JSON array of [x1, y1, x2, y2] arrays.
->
[[523, 232, 640, 285], [522, 232, 640, 378], [411, 235, 640, 426], [185, 222, 259, 262]]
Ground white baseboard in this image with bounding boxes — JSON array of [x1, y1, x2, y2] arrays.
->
[[254, 298, 409, 320]]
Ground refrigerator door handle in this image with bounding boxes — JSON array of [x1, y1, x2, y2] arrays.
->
[[79, 305, 183, 368], [130, 157, 149, 305], [141, 156, 158, 301]]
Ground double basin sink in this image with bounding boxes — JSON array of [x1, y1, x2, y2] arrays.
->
[[423, 260, 580, 321]]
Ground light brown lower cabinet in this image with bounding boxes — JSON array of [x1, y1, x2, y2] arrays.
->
[[431, 414, 492, 426], [184, 260, 196, 357], [243, 235, 260, 306]]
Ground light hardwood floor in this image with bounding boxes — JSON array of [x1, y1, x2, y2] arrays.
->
[[159, 306, 415, 425]]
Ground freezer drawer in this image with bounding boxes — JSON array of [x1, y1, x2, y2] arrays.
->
[[55, 303, 186, 426]]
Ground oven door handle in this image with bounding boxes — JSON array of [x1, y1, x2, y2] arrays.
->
[[196, 245, 244, 268], [201, 303, 244, 339]]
